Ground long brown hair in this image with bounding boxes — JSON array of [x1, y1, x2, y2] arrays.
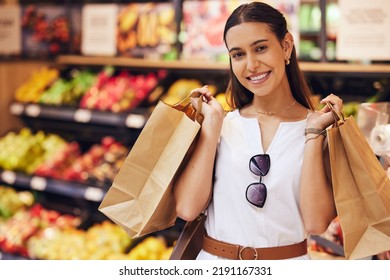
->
[[223, 2, 314, 110]]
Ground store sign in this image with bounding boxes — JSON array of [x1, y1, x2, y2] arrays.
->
[[0, 5, 21, 55], [181, 0, 300, 62], [336, 0, 390, 61], [81, 4, 118, 56]]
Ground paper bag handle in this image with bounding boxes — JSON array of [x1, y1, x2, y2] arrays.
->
[[326, 102, 345, 127], [172, 91, 204, 124]]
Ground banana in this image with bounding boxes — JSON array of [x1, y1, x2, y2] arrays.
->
[[118, 9, 137, 33]]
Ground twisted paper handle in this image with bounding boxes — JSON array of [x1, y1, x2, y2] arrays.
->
[[326, 102, 345, 127], [172, 91, 204, 124]]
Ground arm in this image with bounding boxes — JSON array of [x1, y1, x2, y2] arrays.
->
[[300, 94, 342, 235], [173, 86, 225, 221]]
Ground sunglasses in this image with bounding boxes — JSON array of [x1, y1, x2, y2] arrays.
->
[[246, 154, 270, 208]]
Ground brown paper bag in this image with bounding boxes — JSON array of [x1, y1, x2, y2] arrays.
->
[[98, 95, 202, 238], [327, 103, 390, 259]]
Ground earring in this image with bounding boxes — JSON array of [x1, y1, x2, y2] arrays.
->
[[285, 58, 290, 65]]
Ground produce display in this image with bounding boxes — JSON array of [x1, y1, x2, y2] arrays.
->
[[0, 128, 128, 187], [27, 225, 174, 260], [22, 5, 71, 57], [0, 203, 80, 257], [79, 67, 161, 112], [39, 69, 97, 106], [0, 186, 35, 219], [117, 3, 177, 59], [14, 66, 164, 112], [33, 140, 81, 179], [120, 236, 174, 260], [15, 67, 60, 103], [61, 136, 129, 186], [0, 187, 175, 260], [27, 220, 131, 260], [0, 128, 70, 174]]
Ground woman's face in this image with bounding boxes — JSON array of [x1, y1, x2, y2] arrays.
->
[[225, 22, 292, 98]]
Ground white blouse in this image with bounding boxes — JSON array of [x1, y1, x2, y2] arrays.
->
[[196, 109, 310, 260]]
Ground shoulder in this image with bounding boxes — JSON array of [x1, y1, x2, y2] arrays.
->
[[223, 109, 244, 126], [220, 109, 241, 136], [225, 109, 240, 120]]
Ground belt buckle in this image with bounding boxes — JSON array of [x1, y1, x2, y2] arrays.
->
[[239, 246, 258, 260]]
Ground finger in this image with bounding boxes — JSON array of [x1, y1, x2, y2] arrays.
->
[[190, 85, 208, 94], [191, 85, 212, 97], [321, 95, 343, 113], [320, 93, 343, 106]]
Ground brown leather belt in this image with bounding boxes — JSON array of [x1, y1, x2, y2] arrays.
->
[[203, 234, 307, 260]]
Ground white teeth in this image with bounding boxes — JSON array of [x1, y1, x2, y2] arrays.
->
[[250, 72, 268, 81]]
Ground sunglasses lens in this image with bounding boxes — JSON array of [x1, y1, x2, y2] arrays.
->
[[249, 154, 270, 176], [246, 182, 267, 208]]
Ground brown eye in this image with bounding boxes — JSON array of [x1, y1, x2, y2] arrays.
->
[[256, 45, 267, 52], [231, 51, 245, 59]]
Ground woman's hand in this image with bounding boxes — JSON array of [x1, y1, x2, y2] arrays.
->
[[190, 85, 225, 125], [306, 93, 344, 130]]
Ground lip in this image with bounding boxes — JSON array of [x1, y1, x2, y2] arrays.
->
[[246, 71, 271, 83]]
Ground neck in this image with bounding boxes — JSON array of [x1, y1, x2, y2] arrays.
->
[[251, 98, 296, 116]]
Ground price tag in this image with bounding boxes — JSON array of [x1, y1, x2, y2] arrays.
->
[[9, 102, 24, 115], [84, 187, 104, 201], [30, 176, 47, 191], [125, 114, 146, 128], [1, 170, 16, 185], [25, 104, 41, 117], [74, 109, 92, 123]]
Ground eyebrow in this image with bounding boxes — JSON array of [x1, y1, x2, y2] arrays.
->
[[228, 39, 269, 53]]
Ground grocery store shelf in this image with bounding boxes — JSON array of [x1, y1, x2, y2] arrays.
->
[[56, 55, 230, 71], [9, 102, 149, 129], [0, 169, 106, 202], [300, 62, 390, 74], [56, 55, 390, 74]]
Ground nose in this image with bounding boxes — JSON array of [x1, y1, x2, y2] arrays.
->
[[246, 53, 260, 72]]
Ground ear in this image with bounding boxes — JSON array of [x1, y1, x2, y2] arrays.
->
[[282, 32, 294, 59]]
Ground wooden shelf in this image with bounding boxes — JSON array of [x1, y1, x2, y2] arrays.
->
[[299, 62, 390, 74], [56, 55, 230, 71], [56, 55, 390, 74]]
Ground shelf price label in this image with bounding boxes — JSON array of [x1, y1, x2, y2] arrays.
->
[[9, 102, 24, 115], [126, 114, 146, 128], [84, 187, 104, 202], [74, 109, 92, 123], [25, 104, 41, 117], [30, 176, 47, 191], [1, 170, 16, 185]]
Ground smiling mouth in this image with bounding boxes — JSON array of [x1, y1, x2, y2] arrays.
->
[[247, 71, 271, 81]]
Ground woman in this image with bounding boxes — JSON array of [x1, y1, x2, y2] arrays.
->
[[173, 2, 342, 260]]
